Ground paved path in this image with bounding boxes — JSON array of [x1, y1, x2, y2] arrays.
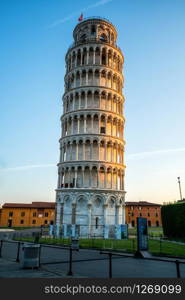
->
[[0, 241, 185, 278]]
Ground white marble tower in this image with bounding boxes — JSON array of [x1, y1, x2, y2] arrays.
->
[[55, 17, 126, 238]]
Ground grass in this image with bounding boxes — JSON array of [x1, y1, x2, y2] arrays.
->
[[128, 227, 163, 235], [13, 236, 185, 258]]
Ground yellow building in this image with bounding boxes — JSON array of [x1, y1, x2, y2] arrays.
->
[[0, 202, 55, 228]]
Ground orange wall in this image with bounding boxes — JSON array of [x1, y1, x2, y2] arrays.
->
[[0, 207, 55, 227], [125, 205, 162, 227]]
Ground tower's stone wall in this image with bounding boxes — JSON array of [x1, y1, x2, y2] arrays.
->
[[56, 17, 126, 238]]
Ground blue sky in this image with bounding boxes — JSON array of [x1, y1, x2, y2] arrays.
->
[[0, 0, 185, 205]]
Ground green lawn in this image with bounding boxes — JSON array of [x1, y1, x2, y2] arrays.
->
[[128, 227, 163, 237], [13, 236, 185, 258]]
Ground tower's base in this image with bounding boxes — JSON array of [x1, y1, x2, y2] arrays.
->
[[55, 189, 126, 238]]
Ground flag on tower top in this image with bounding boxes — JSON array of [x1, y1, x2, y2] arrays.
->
[[78, 13, 83, 22]]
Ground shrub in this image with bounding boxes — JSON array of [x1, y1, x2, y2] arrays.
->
[[161, 203, 185, 238]]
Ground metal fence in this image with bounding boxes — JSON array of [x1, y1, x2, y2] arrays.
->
[[100, 250, 185, 278], [1, 239, 185, 278]]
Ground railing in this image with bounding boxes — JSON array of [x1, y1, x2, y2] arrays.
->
[[67, 40, 122, 54], [100, 251, 185, 278], [0, 239, 79, 276], [79, 16, 115, 26], [1, 238, 185, 278]]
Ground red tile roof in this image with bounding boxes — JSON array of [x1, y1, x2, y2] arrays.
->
[[125, 201, 161, 206], [2, 202, 56, 209]]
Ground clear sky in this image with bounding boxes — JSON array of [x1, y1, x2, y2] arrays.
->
[[0, 0, 185, 205]]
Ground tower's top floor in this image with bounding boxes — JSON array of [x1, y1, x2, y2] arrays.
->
[[72, 17, 118, 47]]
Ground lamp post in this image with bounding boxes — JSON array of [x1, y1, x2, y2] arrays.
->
[[177, 177, 182, 201]]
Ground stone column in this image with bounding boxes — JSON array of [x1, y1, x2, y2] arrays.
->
[[98, 116, 101, 134], [97, 168, 99, 188], [80, 71, 82, 86], [84, 116, 87, 133], [70, 143, 73, 160], [103, 204, 108, 226], [75, 52, 77, 67], [117, 144, 119, 163], [111, 143, 114, 162], [77, 117, 80, 134], [104, 168, 107, 188], [90, 142, 93, 160], [87, 48, 89, 65], [122, 204, 125, 224], [98, 141, 101, 160], [56, 202, 61, 237], [111, 119, 113, 136], [80, 51, 83, 65], [104, 142, 107, 161], [86, 71, 88, 85], [76, 142, 79, 160], [57, 171, 60, 188], [115, 170, 118, 190], [116, 119, 118, 137], [90, 167, 92, 187], [69, 167, 72, 188], [59, 145, 63, 162], [72, 203, 76, 224], [100, 48, 102, 65], [105, 48, 108, 66], [115, 205, 120, 225], [70, 55, 72, 70], [71, 118, 74, 135], [83, 141, 86, 160], [74, 168, 77, 188], [88, 204, 92, 237], [91, 115, 93, 133], [85, 92, 88, 108], [82, 166, 85, 187], [93, 48, 95, 64]]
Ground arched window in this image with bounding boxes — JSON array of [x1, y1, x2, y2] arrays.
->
[[100, 33, 107, 42]]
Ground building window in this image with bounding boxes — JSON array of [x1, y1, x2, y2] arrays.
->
[[44, 212, 49, 217], [156, 213, 158, 217], [21, 212, 25, 217], [33, 212, 37, 217], [156, 220, 159, 227], [148, 220, 151, 227], [131, 212, 134, 216], [32, 220, 36, 224], [44, 220, 48, 225], [9, 212, 13, 217], [100, 127, 106, 134], [139, 213, 142, 217], [95, 217, 99, 229], [91, 25, 96, 35], [148, 213, 150, 217], [20, 220, 24, 224], [131, 220, 135, 227]]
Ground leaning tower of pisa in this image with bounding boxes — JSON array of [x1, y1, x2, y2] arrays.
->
[[55, 17, 126, 238]]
